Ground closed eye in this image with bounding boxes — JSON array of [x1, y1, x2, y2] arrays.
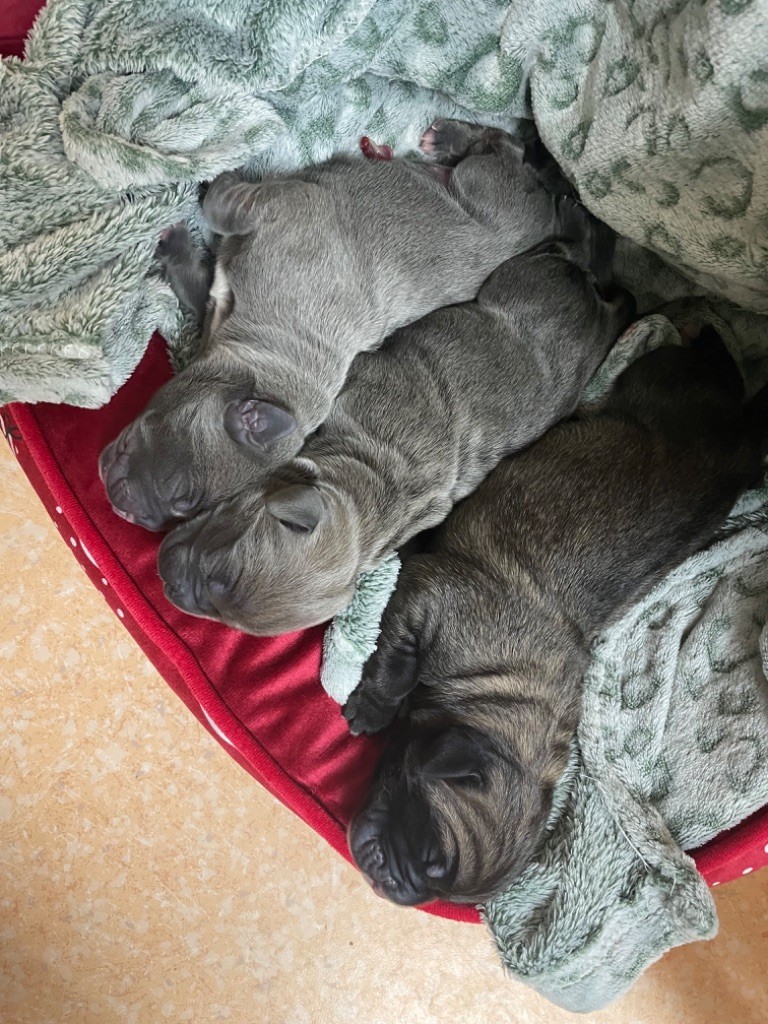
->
[[171, 499, 197, 518], [278, 519, 313, 534]]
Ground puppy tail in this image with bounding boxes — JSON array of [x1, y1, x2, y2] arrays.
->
[[553, 197, 614, 280], [522, 133, 577, 198], [551, 198, 636, 328]]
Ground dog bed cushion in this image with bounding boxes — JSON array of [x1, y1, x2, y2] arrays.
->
[[4, 336, 768, 933], [2, 0, 767, 929]]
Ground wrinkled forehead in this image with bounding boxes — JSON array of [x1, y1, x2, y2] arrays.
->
[[195, 494, 274, 558], [145, 372, 225, 427]]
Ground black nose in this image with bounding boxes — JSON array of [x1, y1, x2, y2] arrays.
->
[[158, 525, 224, 618], [158, 535, 198, 612], [99, 427, 168, 532], [348, 814, 434, 907]]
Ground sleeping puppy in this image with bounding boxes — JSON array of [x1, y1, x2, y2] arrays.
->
[[157, 205, 633, 630], [345, 327, 768, 906], [99, 119, 568, 531]]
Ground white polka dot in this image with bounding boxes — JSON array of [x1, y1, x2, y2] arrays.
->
[[200, 706, 233, 746], [69, 537, 77, 548], [742, 867, 753, 874], [712, 881, 720, 886], [101, 577, 108, 587], [764, 843, 768, 855], [55, 506, 62, 514], [79, 540, 99, 569], [116, 608, 125, 619]]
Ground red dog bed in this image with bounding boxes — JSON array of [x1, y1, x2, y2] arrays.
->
[[3, 7, 767, 922]]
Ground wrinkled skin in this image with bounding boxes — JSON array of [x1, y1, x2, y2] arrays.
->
[[101, 119, 566, 531], [158, 203, 632, 632], [346, 327, 768, 906]]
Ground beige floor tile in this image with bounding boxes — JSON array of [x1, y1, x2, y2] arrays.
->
[[1, 441, 767, 1024]]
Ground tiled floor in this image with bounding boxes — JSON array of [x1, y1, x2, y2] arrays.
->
[[2, 440, 767, 1024]]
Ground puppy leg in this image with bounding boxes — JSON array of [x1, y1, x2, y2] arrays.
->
[[203, 171, 312, 236], [343, 563, 430, 736], [421, 119, 572, 242], [156, 223, 214, 325]]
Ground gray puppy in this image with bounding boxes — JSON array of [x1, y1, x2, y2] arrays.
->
[[345, 327, 768, 907], [99, 120, 566, 531], [157, 205, 633, 632]]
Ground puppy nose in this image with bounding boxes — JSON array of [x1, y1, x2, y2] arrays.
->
[[349, 817, 430, 906], [158, 528, 222, 618], [100, 431, 167, 531], [158, 538, 196, 608]]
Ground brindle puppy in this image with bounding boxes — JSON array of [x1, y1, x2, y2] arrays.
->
[[99, 120, 567, 531], [157, 204, 632, 630], [346, 327, 768, 906]]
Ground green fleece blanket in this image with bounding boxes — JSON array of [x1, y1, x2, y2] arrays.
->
[[3, 0, 768, 1012], [2, 0, 767, 403], [323, 311, 768, 1012]]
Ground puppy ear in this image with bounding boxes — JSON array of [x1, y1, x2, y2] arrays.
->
[[265, 484, 325, 534], [203, 172, 315, 236], [421, 728, 486, 785], [224, 399, 298, 448]]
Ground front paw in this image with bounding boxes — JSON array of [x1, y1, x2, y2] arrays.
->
[[343, 687, 398, 736]]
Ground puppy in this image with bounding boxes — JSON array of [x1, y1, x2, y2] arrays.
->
[[99, 119, 568, 531], [157, 203, 633, 631], [345, 328, 768, 906]]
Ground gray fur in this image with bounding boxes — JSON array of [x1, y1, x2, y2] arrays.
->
[[100, 120, 567, 531], [345, 327, 768, 906], [157, 204, 633, 633]]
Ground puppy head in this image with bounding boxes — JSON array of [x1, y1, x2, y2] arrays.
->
[[99, 359, 300, 532], [348, 724, 552, 906], [156, 461, 361, 634]]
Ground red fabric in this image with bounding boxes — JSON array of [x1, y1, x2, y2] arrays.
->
[[0, 0, 42, 56], [6, 340, 768, 912], [1, 338, 475, 924], [3, 3, 766, 922]]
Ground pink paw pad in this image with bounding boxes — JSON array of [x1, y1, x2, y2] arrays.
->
[[360, 136, 394, 161], [419, 124, 440, 156]]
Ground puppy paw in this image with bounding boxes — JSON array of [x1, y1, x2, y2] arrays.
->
[[343, 687, 398, 736], [420, 119, 462, 160], [419, 118, 486, 164], [155, 222, 192, 262]]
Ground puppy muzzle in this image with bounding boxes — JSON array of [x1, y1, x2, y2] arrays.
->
[[158, 521, 217, 617], [99, 425, 169, 532]]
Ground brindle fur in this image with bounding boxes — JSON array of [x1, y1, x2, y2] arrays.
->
[[346, 328, 768, 906]]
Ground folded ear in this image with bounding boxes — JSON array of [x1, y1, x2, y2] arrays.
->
[[224, 399, 298, 449], [203, 171, 315, 236], [265, 484, 325, 534], [421, 728, 487, 786]]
